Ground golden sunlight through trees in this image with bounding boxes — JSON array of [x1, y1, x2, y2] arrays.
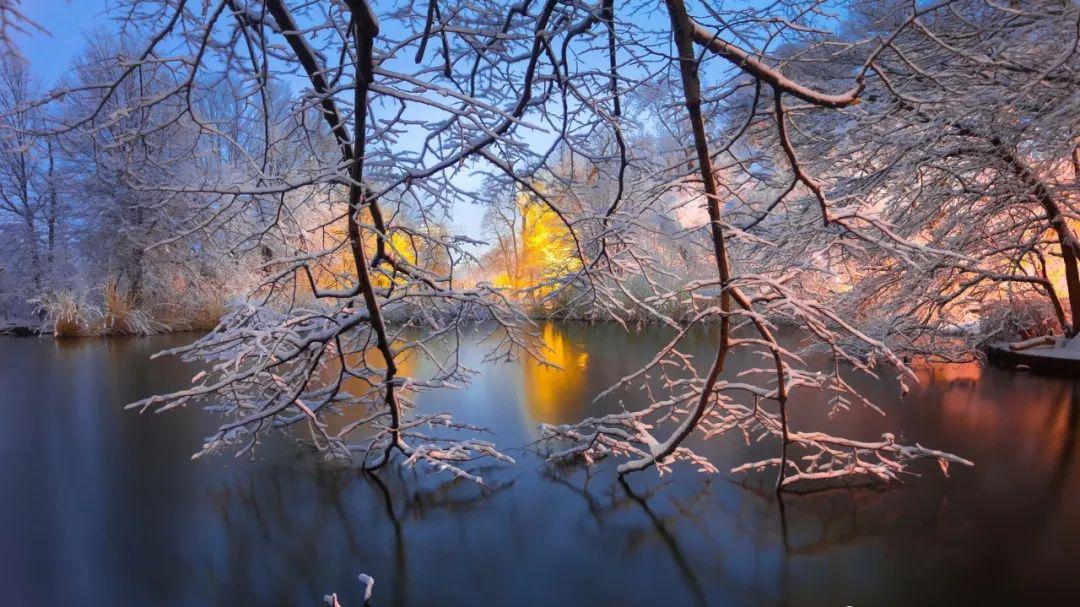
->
[[491, 185, 580, 305], [308, 206, 448, 295]]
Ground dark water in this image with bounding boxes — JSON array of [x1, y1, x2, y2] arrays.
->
[[2, 323, 1079, 606]]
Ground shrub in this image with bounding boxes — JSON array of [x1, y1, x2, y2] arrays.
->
[[979, 296, 1061, 343]]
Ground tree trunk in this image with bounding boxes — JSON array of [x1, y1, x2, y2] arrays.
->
[[992, 139, 1080, 336], [616, 0, 733, 477]]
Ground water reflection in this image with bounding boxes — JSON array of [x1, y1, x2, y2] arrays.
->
[[617, 476, 709, 607], [203, 464, 514, 607], [521, 323, 590, 424], [539, 466, 712, 606], [1049, 383, 1079, 493], [322, 344, 421, 438], [2, 329, 1080, 605]]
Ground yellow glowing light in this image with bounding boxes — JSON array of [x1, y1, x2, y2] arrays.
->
[[492, 184, 581, 303], [307, 207, 445, 295], [521, 323, 589, 424]]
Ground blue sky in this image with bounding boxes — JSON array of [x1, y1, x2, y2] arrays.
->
[[13, 0, 492, 245], [13, 1, 110, 84]]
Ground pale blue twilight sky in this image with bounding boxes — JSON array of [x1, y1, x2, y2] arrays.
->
[[11, 0, 492, 244], [13, 1, 110, 83]]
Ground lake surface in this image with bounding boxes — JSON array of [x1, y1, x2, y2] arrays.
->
[[2, 323, 1079, 606]]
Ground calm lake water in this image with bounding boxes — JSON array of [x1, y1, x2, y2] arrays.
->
[[2, 323, 1079, 606]]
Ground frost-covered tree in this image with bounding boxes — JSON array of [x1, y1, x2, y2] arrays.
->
[[7, 0, 992, 489], [0, 0, 40, 55], [758, 0, 1080, 352], [0, 55, 60, 318]]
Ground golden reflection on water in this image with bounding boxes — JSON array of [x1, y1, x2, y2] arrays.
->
[[324, 344, 420, 436], [911, 361, 983, 386], [522, 323, 590, 424], [321, 324, 592, 433], [911, 361, 1079, 474], [911, 361, 999, 432]]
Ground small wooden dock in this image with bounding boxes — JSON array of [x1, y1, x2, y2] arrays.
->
[[986, 336, 1080, 376]]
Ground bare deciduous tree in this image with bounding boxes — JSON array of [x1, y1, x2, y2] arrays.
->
[[6, 0, 1018, 490]]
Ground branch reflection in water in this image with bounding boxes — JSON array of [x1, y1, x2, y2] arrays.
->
[[2, 327, 1080, 605]]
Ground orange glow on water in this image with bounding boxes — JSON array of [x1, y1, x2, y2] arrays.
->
[[521, 323, 589, 424], [912, 361, 983, 386]]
